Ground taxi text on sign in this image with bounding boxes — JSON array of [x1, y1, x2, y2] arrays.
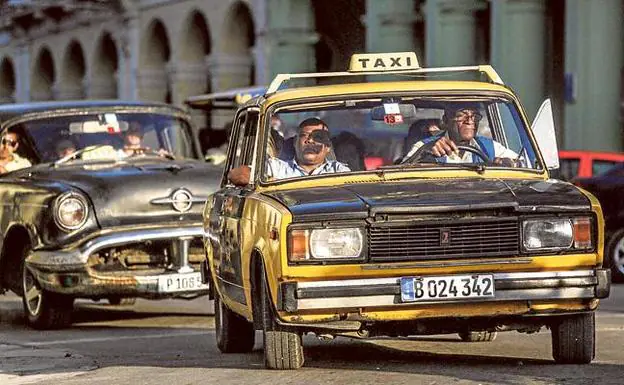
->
[[349, 52, 420, 72]]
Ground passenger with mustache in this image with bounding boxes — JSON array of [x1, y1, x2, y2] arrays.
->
[[227, 117, 350, 185]]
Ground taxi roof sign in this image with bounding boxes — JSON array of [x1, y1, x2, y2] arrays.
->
[[349, 52, 420, 72], [265, 51, 505, 94]]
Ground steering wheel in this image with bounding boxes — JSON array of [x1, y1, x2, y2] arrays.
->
[[401, 142, 490, 164]]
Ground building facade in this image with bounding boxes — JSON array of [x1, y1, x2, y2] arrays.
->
[[0, 0, 622, 151]]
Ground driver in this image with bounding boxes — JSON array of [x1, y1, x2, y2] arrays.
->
[[117, 123, 170, 158], [118, 123, 144, 157], [402, 106, 518, 165]]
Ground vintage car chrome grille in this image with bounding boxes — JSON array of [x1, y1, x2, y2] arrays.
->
[[368, 217, 519, 261]]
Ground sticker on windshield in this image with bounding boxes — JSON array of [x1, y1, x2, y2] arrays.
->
[[384, 114, 404, 125], [383, 103, 401, 114]]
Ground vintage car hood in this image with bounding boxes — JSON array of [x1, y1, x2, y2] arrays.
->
[[263, 178, 591, 222], [27, 160, 222, 228]]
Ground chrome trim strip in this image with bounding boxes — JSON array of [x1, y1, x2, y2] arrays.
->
[[28, 226, 204, 266], [297, 270, 595, 289], [363, 258, 532, 270], [297, 287, 595, 310], [81, 226, 204, 257]]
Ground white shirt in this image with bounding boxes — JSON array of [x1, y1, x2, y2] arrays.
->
[[266, 157, 350, 180]]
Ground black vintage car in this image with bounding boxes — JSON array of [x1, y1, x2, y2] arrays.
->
[[574, 163, 624, 281], [0, 100, 221, 329]]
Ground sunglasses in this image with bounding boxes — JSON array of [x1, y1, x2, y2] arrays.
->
[[454, 111, 483, 123], [1, 138, 17, 147]]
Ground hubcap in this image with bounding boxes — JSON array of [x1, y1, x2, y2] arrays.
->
[[23, 266, 43, 316], [613, 236, 624, 275]]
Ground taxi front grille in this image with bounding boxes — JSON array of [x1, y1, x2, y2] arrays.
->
[[368, 218, 520, 261]]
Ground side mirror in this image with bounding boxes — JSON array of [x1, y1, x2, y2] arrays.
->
[[531, 99, 559, 171]]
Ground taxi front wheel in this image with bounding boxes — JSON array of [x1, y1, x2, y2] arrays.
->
[[214, 292, 255, 353], [551, 313, 595, 364], [260, 265, 304, 370]]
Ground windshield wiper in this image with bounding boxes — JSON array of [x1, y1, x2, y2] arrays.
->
[[52, 144, 116, 167], [377, 162, 486, 174]]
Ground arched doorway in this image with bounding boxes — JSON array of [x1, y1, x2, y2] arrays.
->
[[31, 47, 55, 101], [60, 40, 86, 100], [0, 57, 16, 103], [91, 32, 119, 99], [140, 19, 171, 102], [214, 0, 255, 88], [313, 0, 365, 76]]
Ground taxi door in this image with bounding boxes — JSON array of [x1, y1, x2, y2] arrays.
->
[[209, 108, 258, 305]]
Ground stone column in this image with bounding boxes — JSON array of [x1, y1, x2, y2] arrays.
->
[[564, 0, 623, 151], [364, 0, 418, 54], [253, 0, 317, 85], [14, 42, 30, 103], [137, 68, 168, 102], [205, 52, 253, 128], [491, 0, 546, 119], [85, 73, 118, 99], [52, 81, 84, 100], [167, 61, 208, 131], [122, 13, 140, 100], [425, 0, 487, 67]]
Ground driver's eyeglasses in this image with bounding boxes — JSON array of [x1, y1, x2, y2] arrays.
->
[[1, 138, 17, 147], [454, 112, 483, 123]]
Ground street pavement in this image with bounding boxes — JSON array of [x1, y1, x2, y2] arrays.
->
[[0, 285, 624, 385]]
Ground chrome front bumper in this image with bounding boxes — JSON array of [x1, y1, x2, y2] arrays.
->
[[279, 269, 610, 312], [25, 225, 210, 298]]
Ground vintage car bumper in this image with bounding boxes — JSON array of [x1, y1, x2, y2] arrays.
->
[[278, 269, 610, 313], [25, 225, 209, 298]]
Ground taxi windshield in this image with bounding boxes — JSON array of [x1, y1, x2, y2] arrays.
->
[[262, 95, 542, 182]]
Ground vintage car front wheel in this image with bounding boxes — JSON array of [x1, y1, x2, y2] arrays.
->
[[260, 264, 304, 370], [214, 291, 255, 353], [551, 313, 595, 364], [22, 258, 73, 330]]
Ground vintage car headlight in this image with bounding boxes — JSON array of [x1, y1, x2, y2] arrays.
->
[[54, 192, 89, 231], [522, 217, 592, 251], [288, 227, 364, 262]]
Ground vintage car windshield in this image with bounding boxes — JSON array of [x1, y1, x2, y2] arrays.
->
[[262, 96, 542, 182], [16, 112, 197, 164]]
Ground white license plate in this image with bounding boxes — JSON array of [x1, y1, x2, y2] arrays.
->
[[157, 272, 209, 293], [400, 274, 495, 302]]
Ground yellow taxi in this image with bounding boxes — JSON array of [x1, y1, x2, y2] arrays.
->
[[199, 52, 610, 369]]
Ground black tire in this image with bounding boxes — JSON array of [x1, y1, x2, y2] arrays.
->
[[605, 229, 624, 282], [458, 331, 497, 342], [214, 292, 255, 353], [260, 264, 304, 370], [551, 313, 595, 364], [22, 262, 73, 330], [107, 297, 137, 306]]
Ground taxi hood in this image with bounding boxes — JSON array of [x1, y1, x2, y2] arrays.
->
[[263, 179, 591, 222]]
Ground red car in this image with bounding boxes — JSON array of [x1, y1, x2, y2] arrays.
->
[[558, 150, 624, 181]]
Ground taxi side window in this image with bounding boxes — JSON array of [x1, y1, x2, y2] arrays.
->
[[224, 109, 258, 185]]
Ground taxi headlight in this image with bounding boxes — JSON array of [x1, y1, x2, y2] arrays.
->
[[522, 217, 593, 251], [54, 193, 89, 231], [288, 227, 364, 262]]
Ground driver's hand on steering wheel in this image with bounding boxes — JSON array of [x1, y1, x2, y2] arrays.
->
[[431, 137, 459, 157]]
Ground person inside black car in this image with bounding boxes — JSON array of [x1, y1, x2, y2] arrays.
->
[[0, 130, 32, 173]]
